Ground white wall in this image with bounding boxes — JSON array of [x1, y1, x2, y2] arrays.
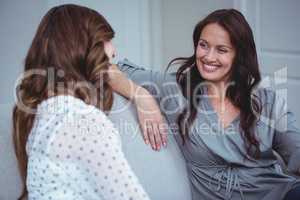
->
[[239, 0, 300, 121], [152, 0, 236, 68], [0, 1, 47, 199]]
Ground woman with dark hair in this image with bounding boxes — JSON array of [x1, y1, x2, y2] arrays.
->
[[118, 9, 300, 200], [12, 4, 167, 200]]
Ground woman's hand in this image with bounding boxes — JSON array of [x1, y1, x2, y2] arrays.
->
[[133, 87, 168, 151]]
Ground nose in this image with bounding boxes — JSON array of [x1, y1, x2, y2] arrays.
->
[[204, 48, 216, 62]]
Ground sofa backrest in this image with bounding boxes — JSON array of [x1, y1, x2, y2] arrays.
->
[[109, 94, 192, 200]]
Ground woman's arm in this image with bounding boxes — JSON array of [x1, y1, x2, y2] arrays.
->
[[107, 64, 167, 150], [271, 93, 300, 175]]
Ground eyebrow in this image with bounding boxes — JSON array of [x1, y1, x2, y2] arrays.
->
[[199, 39, 234, 49]]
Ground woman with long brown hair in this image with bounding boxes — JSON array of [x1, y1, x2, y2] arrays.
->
[[12, 4, 166, 200], [118, 9, 300, 200]]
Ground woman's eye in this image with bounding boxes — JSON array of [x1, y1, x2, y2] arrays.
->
[[198, 42, 208, 49], [218, 48, 228, 53]]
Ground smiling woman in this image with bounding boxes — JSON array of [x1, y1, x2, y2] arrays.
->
[[117, 8, 300, 200], [196, 23, 236, 84]]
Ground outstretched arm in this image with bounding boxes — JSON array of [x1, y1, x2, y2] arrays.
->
[[107, 64, 167, 150], [272, 93, 300, 176]]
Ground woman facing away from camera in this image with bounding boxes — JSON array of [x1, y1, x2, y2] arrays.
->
[[12, 4, 168, 200], [117, 9, 300, 200]]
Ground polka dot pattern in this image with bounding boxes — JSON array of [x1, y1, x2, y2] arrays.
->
[[26, 95, 150, 200]]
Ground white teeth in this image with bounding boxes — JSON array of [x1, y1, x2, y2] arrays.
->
[[205, 64, 218, 69], [203, 64, 219, 72]]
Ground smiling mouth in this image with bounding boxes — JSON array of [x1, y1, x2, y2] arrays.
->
[[202, 63, 220, 73]]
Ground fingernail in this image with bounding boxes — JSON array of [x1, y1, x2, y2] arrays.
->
[[145, 140, 149, 145]]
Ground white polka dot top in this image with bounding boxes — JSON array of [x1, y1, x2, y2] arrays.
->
[[26, 95, 150, 200]]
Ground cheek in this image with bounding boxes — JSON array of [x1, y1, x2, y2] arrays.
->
[[106, 47, 113, 57], [221, 54, 235, 67], [195, 49, 203, 69], [196, 47, 205, 59], [104, 42, 115, 60]]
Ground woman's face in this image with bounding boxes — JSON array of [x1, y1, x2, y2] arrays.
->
[[104, 40, 116, 63], [196, 23, 236, 85]]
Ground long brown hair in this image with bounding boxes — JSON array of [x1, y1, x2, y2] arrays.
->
[[12, 4, 115, 199], [169, 9, 262, 158]]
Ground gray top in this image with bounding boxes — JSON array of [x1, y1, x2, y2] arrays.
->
[[118, 59, 300, 200]]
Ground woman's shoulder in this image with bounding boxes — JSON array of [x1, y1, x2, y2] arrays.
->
[[254, 87, 288, 120], [117, 58, 177, 84], [253, 87, 281, 106], [35, 95, 118, 141]]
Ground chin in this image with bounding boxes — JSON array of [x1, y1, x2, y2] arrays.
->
[[198, 67, 219, 80], [201, 75, 221, 83]]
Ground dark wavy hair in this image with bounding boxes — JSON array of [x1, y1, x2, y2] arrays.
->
[[12, 4, 114, 199], [169, 9, 262, 158]]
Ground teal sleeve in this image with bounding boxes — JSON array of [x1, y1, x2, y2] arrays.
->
[[117, 59, 186, 116], [271, 92, 300, 174]]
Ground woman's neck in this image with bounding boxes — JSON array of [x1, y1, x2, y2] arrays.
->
[[206, 82, 230, 102]]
